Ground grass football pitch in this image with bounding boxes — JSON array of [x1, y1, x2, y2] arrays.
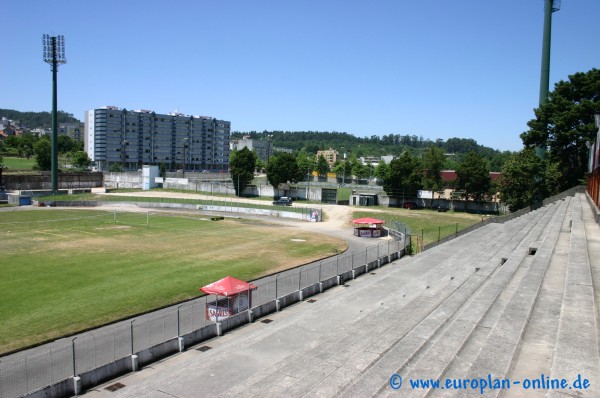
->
[[0, 209, 347, 354]]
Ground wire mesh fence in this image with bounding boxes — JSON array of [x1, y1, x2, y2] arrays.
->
[[0, 238, 404, 398]]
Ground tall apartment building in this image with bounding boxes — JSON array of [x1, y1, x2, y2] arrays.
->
[[230, 135, 272, 162], [85, 106, 230, 172]]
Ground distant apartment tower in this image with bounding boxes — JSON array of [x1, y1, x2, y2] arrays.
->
[[85, 106, 230, 172]]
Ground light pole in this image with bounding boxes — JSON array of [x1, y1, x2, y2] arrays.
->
[[267, 134, 273, 164], [341, 147, 347, 186], [43, 34, 67, 193]]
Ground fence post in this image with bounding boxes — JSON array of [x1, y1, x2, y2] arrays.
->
[[298, 269, 303, 301], [71, 336, 77, 377], [129, 318, 138, 372], [319, 261, 323, 292], [456, 222, 458, 236], [72, 336, 82, 395], [438, 226, 441, 242], [319, 261, 322, 282], [177, 305, 184, 352]]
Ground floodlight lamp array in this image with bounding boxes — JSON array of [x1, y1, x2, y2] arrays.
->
[[43, 34, 67, 65], [547, 0, 561, 13]]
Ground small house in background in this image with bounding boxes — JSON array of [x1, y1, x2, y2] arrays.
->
[[350, 192, 379, 206]]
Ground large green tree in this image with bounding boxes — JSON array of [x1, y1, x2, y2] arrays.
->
[[33, 137, 51, 171], [455, 151, 491, 205], [521, 68, 600, 191], [498, 148, 545, 212], [499, 148, 562, 212], [266, 152, 303, 189], [71, 151, 92, 171], [230, 147, 256, 197], [383, 152, 422, 197]]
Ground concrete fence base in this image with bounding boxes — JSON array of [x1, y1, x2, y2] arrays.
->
[[21, 249, 405, 398]]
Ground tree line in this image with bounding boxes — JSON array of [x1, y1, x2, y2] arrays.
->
[[0, 109, 80, 129], [231, 131, 512, 172], [0, 133, 91, 171], [232, 68, 600, 212]]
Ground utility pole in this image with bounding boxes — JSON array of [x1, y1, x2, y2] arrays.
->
[[43, 34, 67, 193]]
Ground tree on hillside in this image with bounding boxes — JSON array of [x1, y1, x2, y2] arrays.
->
[[521, 68, 600, 191], [383, 152, 422, 198], [0, 109, 80, 128], [266, 152, 303, 190], [230, 147, 256, 197], [421, 146, 445, 192], [455, 151, 491, 206], [33, 137, 51, 171]]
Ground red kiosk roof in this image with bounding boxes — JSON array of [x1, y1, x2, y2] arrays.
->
[[352, 217, 385, 225], [200, 276, 257, 296]]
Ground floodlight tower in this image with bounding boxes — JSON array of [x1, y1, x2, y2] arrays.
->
[[43, 34, 67, 193], [539, 0, 560, 106]]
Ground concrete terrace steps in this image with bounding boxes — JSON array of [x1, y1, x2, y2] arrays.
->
[[402, 198, 571, 398], [215, 232, 506, 396], [547, 194, 600, 398], [394, 201, 566, 396], [501, 203, 574, 398], [333, 201, 568, 397], [421, 197, 570, 398], [213, 202, 562, 397]]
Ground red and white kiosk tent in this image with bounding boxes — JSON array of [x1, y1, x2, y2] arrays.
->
[[200, 276, 257, 321], [352, 217, 385, 238]]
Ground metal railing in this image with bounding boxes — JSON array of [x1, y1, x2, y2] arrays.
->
[[0, 239, 404, 398]]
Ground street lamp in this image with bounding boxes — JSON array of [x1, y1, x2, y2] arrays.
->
[[43, 34, 67, 193]]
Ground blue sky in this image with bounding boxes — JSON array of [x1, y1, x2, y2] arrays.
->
[[2, 1, 598, 152]]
